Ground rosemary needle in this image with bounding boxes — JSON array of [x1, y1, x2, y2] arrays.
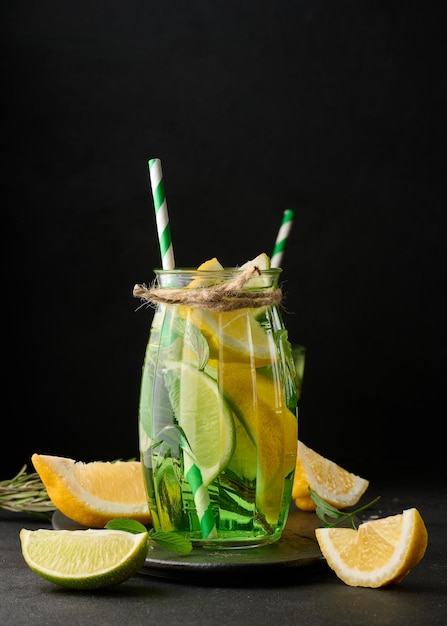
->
[[0, 465, 55, 517]]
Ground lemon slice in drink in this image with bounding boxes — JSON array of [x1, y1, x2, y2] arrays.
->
[[187, 257, 224, 287], [239, 252, 270, 270], [164, 362, 235, 487], [218, 362, 297, 523], [185, 307, 277, 367], [183, 255, 277, 367], [20, 528, 149, 589]]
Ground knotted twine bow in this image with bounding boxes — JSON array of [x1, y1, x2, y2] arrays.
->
[[133, 265, 282, 311]]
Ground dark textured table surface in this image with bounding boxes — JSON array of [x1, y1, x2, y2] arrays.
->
[[1, 477, 446, 626]]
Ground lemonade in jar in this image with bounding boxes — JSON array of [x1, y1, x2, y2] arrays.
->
[[136, 255, 298, 548]]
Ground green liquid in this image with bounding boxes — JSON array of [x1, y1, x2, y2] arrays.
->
[[139, 303, 298, 548]]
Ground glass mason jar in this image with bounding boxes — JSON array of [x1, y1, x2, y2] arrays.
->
[[137, 266, 298, 548]]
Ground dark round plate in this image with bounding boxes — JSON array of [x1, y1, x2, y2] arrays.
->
[[52, 509, 324, 583]]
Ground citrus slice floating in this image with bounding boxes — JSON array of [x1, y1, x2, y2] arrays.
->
[[239, 252, 271, 270], [182, 254, 277, 367], [164, 362, 235, 487], [226, 413, 258, 481], [20, 528, 149, 589], [218, 362, 298, 524], [186, 307, 277, 367], [315, 508, 428, 587], [292, 441, 369, 511], [239, 252, 272, 287], [31, 454, 151, 528], [186, 257, 225, 288]]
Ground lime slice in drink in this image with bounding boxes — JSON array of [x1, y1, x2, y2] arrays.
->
[[239, 252, 272, 288], [227, 414, 258, 481], [20, 528, 149, 589], [164, 362, 235, 487]]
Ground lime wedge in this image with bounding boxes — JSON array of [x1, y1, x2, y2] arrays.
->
[[164, 362, 235, 486], [20, 528, 149, 589]]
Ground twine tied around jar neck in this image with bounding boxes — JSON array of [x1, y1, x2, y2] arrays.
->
[[133, 265, 283, 312]]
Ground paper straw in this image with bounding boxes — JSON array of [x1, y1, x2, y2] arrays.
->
[[147, 158, 217, 538], [183, 447, 218, 539], [270, 209, 295, 268], [148, 158, 175, 270]]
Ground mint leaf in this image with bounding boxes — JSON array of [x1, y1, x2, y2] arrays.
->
[[183, 322, 209, 371], [149, 530, 193, 554], [105, 517, 192, 554], [171, 316, 210, 370], [106, 518, 148, 534], [106, 519, 193, 554]]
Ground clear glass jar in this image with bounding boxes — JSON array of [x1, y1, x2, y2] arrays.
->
[[138, 267, 298, 548]]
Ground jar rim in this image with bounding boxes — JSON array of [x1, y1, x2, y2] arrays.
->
[[153, 267, 283, 274]]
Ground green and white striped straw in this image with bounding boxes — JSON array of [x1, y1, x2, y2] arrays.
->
[[271, 209, 295, 268], [183, 446, 218, 539], [148, 158, 175, 270], [148, 157, 217, 539]]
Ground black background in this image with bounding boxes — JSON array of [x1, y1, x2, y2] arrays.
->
[[3, 1, 446, 483]]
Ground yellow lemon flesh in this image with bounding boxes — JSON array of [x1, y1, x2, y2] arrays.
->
[[292, 441, 369, 511], [184, 307, 278, 367], [32, 454, 151, 528], [315, 508, 428, 588], [177, 255, 296, 524], [217, 362, 297, 524], [181, 255, 278, 368]]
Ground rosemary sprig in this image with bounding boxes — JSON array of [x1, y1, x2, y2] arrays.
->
[[309, 486, 381, 529], [0, 465, 55, 519]]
